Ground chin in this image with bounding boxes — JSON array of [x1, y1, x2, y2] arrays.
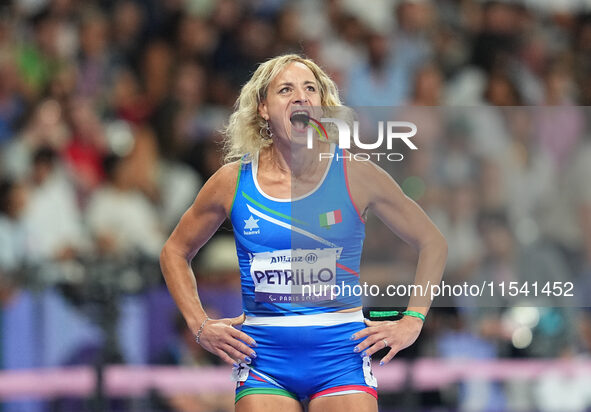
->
[[289, 128, 311, 147]]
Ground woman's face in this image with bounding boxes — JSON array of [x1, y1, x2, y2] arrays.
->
[[258, 62, 322, 143]]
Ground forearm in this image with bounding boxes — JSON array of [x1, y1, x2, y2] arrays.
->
[[406, 234, 448, 317], [160, 244, 208, 334]]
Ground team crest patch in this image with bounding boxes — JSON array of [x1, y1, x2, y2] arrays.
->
[[244, 215, 260, 235]]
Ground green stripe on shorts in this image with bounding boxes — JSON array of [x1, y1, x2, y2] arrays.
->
[[235, 387, 299, 403]]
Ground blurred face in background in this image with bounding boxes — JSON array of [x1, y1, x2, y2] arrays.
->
[[12, 184, 28, 218], [174, 62, 206, 107], [68, 97, 104, 145], [177, 16, 216, 58], [26, 99, 70, 149], [212, 0, 242, 31], [80, 14, 109, 57], [481, 221, 514, 260], [397, 0, 434, 32], [2, 182, 28, 220], [367, 34, 389, 69], [413, 64, 443, 104], [485, 73, 520, 105], [483, 2, 519, 34], [238, 19, 273, 60], [48, 65, 78, 102], [142, 41, 173, 102], [35, 16, 60, 57], [113, 1, 143, 45], [544, 65, 573, 103]]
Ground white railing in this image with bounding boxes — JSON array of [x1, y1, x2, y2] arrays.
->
[[1, 359, 590, 399]]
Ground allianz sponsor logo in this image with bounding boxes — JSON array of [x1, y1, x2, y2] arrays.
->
[[271, 255, 302, 264], [269, 253, 317, 264]]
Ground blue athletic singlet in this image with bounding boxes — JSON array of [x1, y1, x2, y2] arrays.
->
[[230, 144, 366, 317]]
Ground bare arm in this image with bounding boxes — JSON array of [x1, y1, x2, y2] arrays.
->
[[160, 162, 256, 364], [347, 157, 448, 363], [365, 162, 447, 315]]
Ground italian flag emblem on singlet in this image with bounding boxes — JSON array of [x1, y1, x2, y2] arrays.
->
[[319, 209, 342, 228]]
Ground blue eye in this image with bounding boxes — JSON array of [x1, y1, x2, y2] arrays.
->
[[307, 85, 316, 92], [279, 87, 291, 94]]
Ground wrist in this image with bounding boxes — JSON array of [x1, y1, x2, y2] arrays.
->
[[402, 310, 426, 322], [194, 316, 210, 344], [187, 312, 209, 335], [402, 313, 424, 328]]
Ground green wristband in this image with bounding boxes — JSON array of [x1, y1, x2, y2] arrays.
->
[[402, 310, 425, 322], [369, 310, 425, 322], [369, 310, 400, 318]]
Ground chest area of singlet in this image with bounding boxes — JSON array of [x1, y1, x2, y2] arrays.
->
[[231, 160, 360, 252]]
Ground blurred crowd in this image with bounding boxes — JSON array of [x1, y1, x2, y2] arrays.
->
[[1, 0, 591, 411]]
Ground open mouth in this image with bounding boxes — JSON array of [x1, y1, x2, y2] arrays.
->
[[290, 110, 310, 131]]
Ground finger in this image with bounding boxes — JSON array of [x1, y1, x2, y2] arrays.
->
[[364, 339, 392, 357], [229, 328, 258, 347], [229, 313, 246, 326], [215, 348, 237, 365], [379, 348, 399, 366], [355, 334, 386, 356], [350, 326, 377, 341], [221, 343, 253, 364], [227, 337, 257, 359]]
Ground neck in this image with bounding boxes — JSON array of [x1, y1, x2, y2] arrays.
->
[[265, 138, 327, 178]]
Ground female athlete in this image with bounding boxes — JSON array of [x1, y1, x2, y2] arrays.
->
[[160, 54, 447, 412]]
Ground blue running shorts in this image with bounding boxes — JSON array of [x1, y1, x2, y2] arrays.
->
[[232, 311, 378, 403]]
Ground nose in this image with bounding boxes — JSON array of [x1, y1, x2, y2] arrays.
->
[[293, 87, 308, 105]]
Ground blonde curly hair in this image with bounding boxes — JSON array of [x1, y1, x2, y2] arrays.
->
[[223, 54, 343, 163]]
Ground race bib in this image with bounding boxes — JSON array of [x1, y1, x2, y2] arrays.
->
[[362, 355, 378, 387], [231, 363, 250, 384], [249, 248, 342, 303]]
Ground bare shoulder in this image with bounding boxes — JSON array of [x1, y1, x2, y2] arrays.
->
[[196, 160, 241, 216], [212, 160, 241, 186], [345, 154, 402, 213], [163, 161, 241, 259], [346, 154, 390, 180]]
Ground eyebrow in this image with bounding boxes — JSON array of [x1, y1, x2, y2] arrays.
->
[[276, 80, 317, 88]]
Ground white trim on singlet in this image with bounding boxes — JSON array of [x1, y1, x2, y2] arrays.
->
[[251, 143, 336, 203], [243, 309, 363, 327]]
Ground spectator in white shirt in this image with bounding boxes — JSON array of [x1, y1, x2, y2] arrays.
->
[[86, 153, 165, 259], [22, 146, 88, 262]]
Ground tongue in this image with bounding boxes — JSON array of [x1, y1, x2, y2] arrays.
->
[[290, 113, 310, 129]]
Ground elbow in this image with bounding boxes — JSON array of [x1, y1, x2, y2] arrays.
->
[[434, 230, 448, 258], [160, 241, 194, 269], [420, 231, 448, 257], [159, 242, 180, 269], [440, 234, 448, 259], [159, 243, 171, 271], [437, 231, 448, 252]]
